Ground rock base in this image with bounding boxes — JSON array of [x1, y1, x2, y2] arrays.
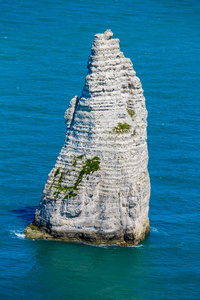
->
[[24, 222, 150, 246]]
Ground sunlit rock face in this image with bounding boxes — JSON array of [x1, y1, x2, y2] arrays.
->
[[24, 30, 150, 246]]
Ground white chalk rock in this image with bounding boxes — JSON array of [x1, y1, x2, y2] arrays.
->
[[25, 30, 150, 246]]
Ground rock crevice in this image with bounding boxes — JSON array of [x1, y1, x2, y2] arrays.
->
[[24, 30, 150, 246]]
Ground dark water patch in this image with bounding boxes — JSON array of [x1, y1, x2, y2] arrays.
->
[[12, 206, 37, 223]]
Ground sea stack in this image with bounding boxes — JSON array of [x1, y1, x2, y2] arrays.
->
[[24, 30, 150, 246]]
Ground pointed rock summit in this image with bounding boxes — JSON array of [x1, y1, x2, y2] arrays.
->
[[25, 30, 150, 246]]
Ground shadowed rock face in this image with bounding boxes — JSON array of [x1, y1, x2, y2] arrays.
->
[[24, 30, 150, 246]]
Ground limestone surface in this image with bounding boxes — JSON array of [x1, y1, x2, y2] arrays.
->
[[24, 30, 150, 246]]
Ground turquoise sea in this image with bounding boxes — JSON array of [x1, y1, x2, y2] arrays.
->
[[1, 0, 200, 299]]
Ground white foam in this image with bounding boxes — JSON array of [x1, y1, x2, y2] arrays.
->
[[11, 230, 25, 239], [16, 232, 25, 239], [83, 242, 109, 248], [128, 244, 143, 248], [88, 243, 143, 249], [151, 227, 159, 232]]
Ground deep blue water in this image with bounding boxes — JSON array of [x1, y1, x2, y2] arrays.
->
[[0, 0, 200, 299]]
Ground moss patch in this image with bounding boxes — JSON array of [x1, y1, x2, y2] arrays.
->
[[112, 122, 131, 133], [127, 108, 135, 118], [29, 223, 39, 231]]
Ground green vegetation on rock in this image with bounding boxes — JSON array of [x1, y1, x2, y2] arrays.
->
[[52, 155, 100, 200], [127, 108, 135, 118], [58, 171, 64, 184], [131, 129, 136, 136], [54, 167, 60, 177], [29, 223, 39, 231], [72, 155, 77, 167], [77, 154, 86, 160], [112, 122, 131, 133], [74, 156, 100, 188]]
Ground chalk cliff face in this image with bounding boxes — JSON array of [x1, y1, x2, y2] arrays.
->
[[24, 30, 150, 245]]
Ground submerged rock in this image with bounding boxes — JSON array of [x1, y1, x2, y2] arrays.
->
[[24, 30, 150, 246]]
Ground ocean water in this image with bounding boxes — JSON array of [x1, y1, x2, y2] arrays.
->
[[0, 0, 200, 299]]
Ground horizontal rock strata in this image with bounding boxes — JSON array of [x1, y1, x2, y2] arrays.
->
[[24, 30, 150, 246]]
